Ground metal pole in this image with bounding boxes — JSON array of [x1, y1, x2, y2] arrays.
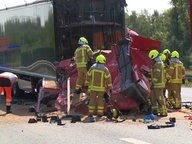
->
[[67, 77, 70, 114]]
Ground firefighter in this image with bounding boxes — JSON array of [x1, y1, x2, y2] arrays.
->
[[74, 37, 93, 94], [0, 72, 18, 114], [86, 54, 112, 122], [163, 49, 171, 67], [159, 53, 170, 105], [148, 50, 167, 116], [166, 50, 185, 109], [161, 49, 172, 107]]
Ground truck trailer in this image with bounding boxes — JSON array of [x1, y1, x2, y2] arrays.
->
[[0, 0, 161, 113], [0, 0, 126, 75]]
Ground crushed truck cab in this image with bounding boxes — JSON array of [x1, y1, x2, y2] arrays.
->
[[55, 30, 161, 114]]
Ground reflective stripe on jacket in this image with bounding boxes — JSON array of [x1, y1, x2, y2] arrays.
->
[[166, 58, 185, 84], [87, 63, 112, 92], [74, 45, 93, 68], [151, 58, 165, 88]]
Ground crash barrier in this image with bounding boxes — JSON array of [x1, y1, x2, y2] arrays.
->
[[185, 75, 192, 82], [181, 102, 192, 109]]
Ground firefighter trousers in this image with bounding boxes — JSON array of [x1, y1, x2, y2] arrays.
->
[[76, 67, 87, 90], [167, 83, 182, 109], [88, 90, 105, 116], [150, 88, 167, 116]]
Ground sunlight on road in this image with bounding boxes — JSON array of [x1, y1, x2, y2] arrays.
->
[[120, 138, 152, 144]]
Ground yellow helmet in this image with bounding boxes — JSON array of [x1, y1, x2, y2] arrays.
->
[[96, 54, 106, 64], [171, 50, 179, 58], [78, 37, 88, 45], [112, 108, 119, 119], [148, 49, 159, 59], [163, 49, 171, 55], [160, 53, 166, 61]]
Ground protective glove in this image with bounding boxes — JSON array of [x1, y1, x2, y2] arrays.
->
[[182, 79, 185, 84], [83, 85, 89, 90]]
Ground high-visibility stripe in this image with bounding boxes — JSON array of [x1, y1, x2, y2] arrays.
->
[[170, 66, 174, 70], [88, 106, 95, 113], [152, 62, 165, 88], [6, 102, 11, 106], [169, 63, 184, 83], [87, 71, 91, 76], [158, 65, 165, 86], [87, 66, 112, 91], [97, 106, 104, 115], [82, 48, 86, 64], [105, 74, 110, 78], [75, 47, 87, 67], [76, 84, 82, 89], [98, 106, 104, 110], [90, 69, 105, 91], [108, 84, 112, 87], [152, 78, 158, 82], [98, 110, 104, 114], [120, 138, 152, 144]]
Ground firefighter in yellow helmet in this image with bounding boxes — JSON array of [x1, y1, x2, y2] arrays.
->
[[74, 37, 93, 94], [160, 53, 166, 62], [86, 54, 112, 122], [163, 49, 171, 67], [161, 49, 172, 107], [148, 49, 167, 116], [166, 50, 185, 109], [160, 53, 170, 107]]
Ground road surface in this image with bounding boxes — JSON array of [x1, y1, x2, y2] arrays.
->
[[0, 87, 192, 144]]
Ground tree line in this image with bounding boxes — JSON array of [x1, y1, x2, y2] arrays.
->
[[125, 0, 192, 69]]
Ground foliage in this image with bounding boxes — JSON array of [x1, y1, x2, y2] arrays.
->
[[0, 10, 55, 66], [125, 0, 192, 68]]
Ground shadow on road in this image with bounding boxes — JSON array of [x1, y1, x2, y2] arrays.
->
[[0, 95, 36, 117]]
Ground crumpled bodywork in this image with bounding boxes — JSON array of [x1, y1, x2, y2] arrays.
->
[[55, 30, 161, 112]]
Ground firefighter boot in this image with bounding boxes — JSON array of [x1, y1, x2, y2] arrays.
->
[[6, 105, 12, 114], [159, 105, 167, 117]]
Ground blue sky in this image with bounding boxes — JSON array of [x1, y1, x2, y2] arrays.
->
[[0, 0, 171, 14]]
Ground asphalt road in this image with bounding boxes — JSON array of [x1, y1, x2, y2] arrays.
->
[[181, 87, 192, 102], [0, 115, 191, 144], [0, 87, 192, 144]]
